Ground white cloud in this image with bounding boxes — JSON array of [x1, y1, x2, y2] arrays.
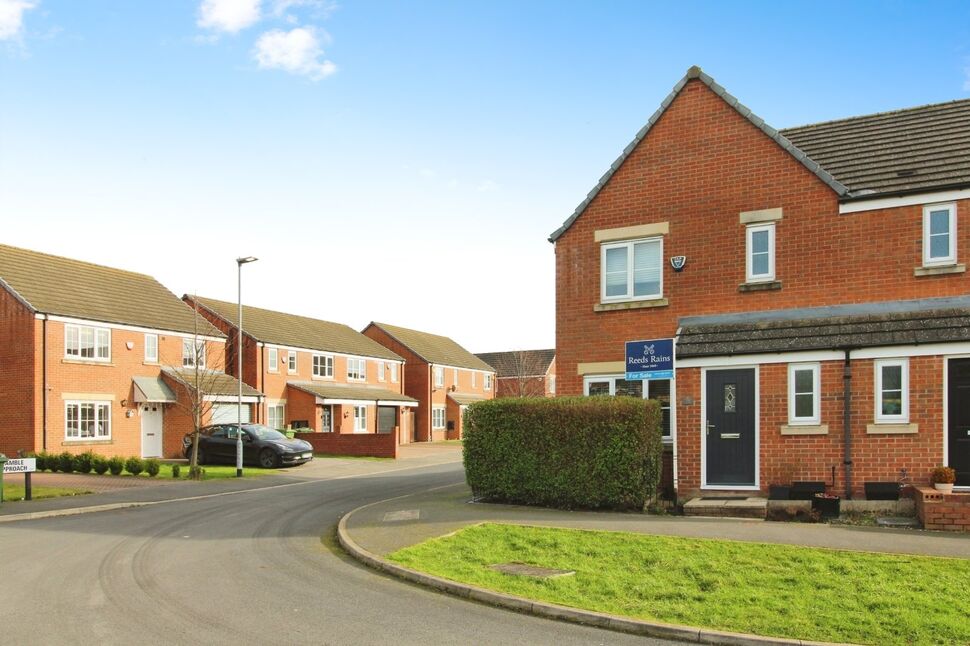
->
[[252, 27, 336, 80], [0, 0, 38, 41], [197, 0, 261, 33], [271, 0, 337, 18]]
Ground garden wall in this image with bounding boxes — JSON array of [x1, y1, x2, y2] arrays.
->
[[914, 487, 970, 532], [294, 432, 398, 459]]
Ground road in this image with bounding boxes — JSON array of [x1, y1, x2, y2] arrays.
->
[[0, 459, 674, 645]]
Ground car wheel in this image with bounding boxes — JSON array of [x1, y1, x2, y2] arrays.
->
[[259, 448, 280, 469]]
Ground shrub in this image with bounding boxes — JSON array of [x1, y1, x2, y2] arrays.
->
[[107, 456, 125, 476], [188, 465, 205, 481], [463, 397, 663, 510], [931, 466, 957, 484], [57, 451, 75, 473], [92, 455, 109, 475], [34, 451, 50, 471], [125, 457, 144, 476], [171, 464, 181, 479], [145, 459, 160, 477], [73, 451, 95, 474]]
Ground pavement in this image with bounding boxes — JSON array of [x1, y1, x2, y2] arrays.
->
[[0, 455, 676, 646], [344, 482, 970, 559]]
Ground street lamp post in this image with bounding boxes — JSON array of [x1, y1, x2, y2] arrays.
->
[[236, 256, 258, 477]]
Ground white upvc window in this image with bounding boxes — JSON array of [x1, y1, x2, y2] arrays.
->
[[65, 401, 111, 440], [313, 354, 333, 378], [268, 403, 286, 430], [144, 334, 158, 363], [348, 358, 366, 381], [354, 405, 367, 432], [390, 363, 399, 382], [432, 406, 446, 429], [65, 324, 110, 361], [746, 223, 775, 282], [287, 351, 297, 374], [378, 362, 385, 381], [601, 237, 663, 302], [788, 363, 820, 425], [548, 375, 556, 394], [453, 368, 459, 385], [471, 371, 477, 388], [875, 358, 909, 423], [484, 373, 492, 391], [268, 347, 279, 373], [433, 366, 444, 388], [923, 203, 957, 266], [583, 375, 672, 439], [182, 338, 206, 368]]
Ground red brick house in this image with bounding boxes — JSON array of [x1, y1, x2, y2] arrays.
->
[[363, 322, 496, 441], [475, 349, 556, 398], [186, 297, 416, 444], [0, 244, 260, 459], [551, 66, 970, 501]]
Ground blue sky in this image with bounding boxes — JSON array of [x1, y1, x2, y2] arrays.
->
[[2, 1, 969, 351]]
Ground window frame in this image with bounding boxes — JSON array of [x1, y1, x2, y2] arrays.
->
[[600, 236, 664, 303], [144, 333, 158, 363], [484, 373, 492, 391], [787, 363, 821, 425], [471, 371, 476, 388], [267, 403, 286, 430], [378, 362, 385, 382], [347, 358, 366, 381], [312, 354, 334, 378], [65, 324, 111, 362], [267, 347, 279, 373], [922, 203, 957, 267], [390, 362, 399, 383], [182, 337, 206, 369], [433, 366, 444, 388], [353, 405, 368, 433], [64, 400, 111, 441], [746, 223, 776, 283], [432, 406, 446, 429], [287, 351, 297, 374], [874, 358, 909, 423], [583, 375, 672, 440]]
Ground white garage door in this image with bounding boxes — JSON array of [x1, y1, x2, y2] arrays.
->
[[210, 403, 250, 424]]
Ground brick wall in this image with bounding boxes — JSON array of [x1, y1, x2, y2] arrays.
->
[[914, 487, 970, 532], [0, 287, 35, 457], [294, 431, 398, 458]]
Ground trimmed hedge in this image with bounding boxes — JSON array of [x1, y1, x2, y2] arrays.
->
[[463, 397, 663, 510]]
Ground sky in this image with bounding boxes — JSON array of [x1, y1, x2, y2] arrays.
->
[[1, 1, 969, 353]]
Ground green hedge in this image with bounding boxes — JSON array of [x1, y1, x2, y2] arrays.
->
[[463, 397, 663, 510]]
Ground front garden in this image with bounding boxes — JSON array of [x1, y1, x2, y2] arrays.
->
[[27, 451, 269, 480]]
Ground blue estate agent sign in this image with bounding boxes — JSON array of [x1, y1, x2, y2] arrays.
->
[[625, 339, 675, 380]]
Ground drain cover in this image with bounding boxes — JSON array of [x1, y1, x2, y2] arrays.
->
[[490, 563, 575, 578]]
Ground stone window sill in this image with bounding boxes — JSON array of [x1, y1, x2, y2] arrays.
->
[[913, 263, 965, 277], [780, 424, 828, 436], [866, 423, 918, 435], [61, 439, 114, 446], [738, 280, 782, 293], [62, 359, 115, 367], [594, 298, 669, 312]]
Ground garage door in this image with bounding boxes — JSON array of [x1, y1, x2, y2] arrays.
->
[[210, 403, 250, 424]]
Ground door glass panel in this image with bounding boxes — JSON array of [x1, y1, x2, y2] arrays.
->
[[724, 384, 736, 413]]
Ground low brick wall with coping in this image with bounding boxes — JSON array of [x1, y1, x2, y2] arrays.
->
[[913, 487, 970, 532], [294, 432, 398, 459]]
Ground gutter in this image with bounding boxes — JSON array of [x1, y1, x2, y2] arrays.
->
[[838, 180, 970, 203]]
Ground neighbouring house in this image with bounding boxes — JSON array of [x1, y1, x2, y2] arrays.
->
[[362, 322, 496, 441], [475, 349, 556, 398], [0, 243, 256, 459], [551, 66, 970, 502], [185, 297, 416, 444]]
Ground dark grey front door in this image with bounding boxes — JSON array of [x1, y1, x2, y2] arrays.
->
[[948, 359, 970, 486], [706, 369, 756, 486]]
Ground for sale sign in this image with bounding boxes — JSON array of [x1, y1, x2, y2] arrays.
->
[[625, 339, 675, 380], [3, 458, 37, 474]]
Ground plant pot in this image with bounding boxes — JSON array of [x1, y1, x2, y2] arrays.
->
[[790, 481, 826, 501], [933, 482, 954, 493], [812, 493, 840, 519], [768, 485, 791, 500], [864, 481, 901, 501]]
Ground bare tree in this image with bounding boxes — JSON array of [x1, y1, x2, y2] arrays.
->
[[505, 350, 551, 398]]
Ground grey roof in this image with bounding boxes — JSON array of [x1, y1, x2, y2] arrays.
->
[[448, 392, 490, 406], [0, 244, 223, 337], [677, 296, 970, 357], [191, 296, 402, 362], [475, 349, 555, 378], [132, 376, 177, 403], [781, 98, 970, 199], [367, 322, 496, 372], [548, 66, 848, 242], [161, 367, 264, 398], [287, 381, 417, 404]]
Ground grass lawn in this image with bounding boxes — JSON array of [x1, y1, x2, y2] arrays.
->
[[152, 464, 271, 479], [2, 484, 91, 502], [387, 523, 970, 645]]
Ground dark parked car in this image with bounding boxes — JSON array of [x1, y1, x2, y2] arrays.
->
[[182, 424, 313, 468]]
